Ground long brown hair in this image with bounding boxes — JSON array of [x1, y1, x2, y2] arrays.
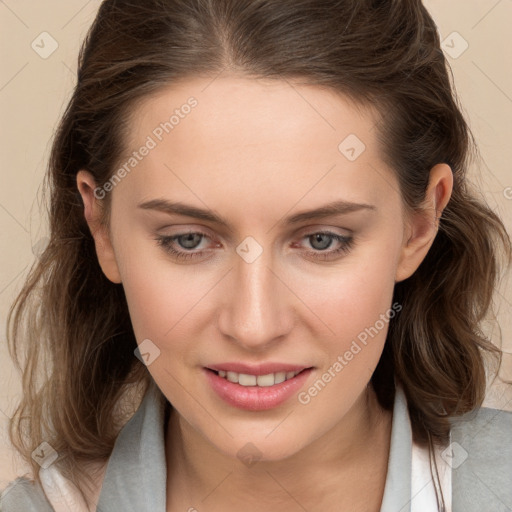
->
[[7, 0, 511, 505]]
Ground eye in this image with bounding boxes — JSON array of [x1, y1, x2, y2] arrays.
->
[[155, 230, 354, 262], [155, 231, 214, 261], [297, 231, 354, 261]]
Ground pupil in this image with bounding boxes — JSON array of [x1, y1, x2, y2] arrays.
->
[[310, 234, 332, 250], [179, 233, 201, 249]]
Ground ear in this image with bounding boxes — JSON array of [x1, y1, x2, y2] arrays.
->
[[395, 163, 453, 282], [76, 170, 122, 284]]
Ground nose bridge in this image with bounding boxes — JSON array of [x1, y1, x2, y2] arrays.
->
[[218, 244, 291, 349]]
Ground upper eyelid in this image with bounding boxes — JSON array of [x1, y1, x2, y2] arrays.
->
[[295, 225, 353, 238], [160, 223, 352, 239]]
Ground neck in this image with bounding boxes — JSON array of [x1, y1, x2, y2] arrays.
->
[[165, 384, 392, 511]]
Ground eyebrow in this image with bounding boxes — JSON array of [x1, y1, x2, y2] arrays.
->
[[137, 198, 376, 228]]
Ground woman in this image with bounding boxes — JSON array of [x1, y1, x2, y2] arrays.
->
[[2, 0, 511, 511]]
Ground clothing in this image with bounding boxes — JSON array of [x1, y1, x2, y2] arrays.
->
[[1, 380, 511, 511]]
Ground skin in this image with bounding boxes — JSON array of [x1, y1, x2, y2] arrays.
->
[[77, 75, 453, 511]]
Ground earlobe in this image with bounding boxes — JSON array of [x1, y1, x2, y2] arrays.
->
[[76, 170, 122, 284], [395, 163, 453, 283]]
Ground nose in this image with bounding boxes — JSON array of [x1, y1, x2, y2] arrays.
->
[[217, 246, 294, 352]]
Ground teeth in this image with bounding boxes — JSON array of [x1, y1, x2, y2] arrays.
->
[[274, 372, 286, 384], [256, 374, 275, 387], [216, 370, 301, 386], [227, 371, 238, 383], [239, 373, 257, 386]]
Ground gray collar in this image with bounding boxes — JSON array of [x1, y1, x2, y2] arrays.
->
[[97, 381, 168, 511], [98, 381, 412, 512]]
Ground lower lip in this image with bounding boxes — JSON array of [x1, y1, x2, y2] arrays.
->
[[204, 368, 313, 411]]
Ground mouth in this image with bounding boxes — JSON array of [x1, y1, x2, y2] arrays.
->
[[205, 368, 310, 387], [203, 364, 314, 411]]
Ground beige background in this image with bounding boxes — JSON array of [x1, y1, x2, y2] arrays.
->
[[1, 0, 511, 486]]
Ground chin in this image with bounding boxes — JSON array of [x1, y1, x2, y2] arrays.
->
[[212, 431, 306, 466]]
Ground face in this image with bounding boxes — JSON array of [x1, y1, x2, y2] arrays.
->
[[78, 76, 449, 463]]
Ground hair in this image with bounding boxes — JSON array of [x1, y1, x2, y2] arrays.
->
[[7, 0, 511, 508]]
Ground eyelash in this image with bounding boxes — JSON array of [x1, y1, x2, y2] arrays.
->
[[155, 231, 354, 262]]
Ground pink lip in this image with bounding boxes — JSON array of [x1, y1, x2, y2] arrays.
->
[[206, 362, 309, 376], [204, 366, 314, 411]]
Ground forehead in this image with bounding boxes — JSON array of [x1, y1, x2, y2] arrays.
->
[[125, 75, 380, 155], [115, 76, 398, 216]]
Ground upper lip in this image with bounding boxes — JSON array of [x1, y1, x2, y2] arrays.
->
[[206, 362, 312, 375]]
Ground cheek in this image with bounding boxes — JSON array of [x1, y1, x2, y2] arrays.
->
[[301, 246, 398, 342], [119, 258, 194, 345], [314, 283, 393, 384], [111, 230, 164, 329], [294, 264, 398, 414]]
